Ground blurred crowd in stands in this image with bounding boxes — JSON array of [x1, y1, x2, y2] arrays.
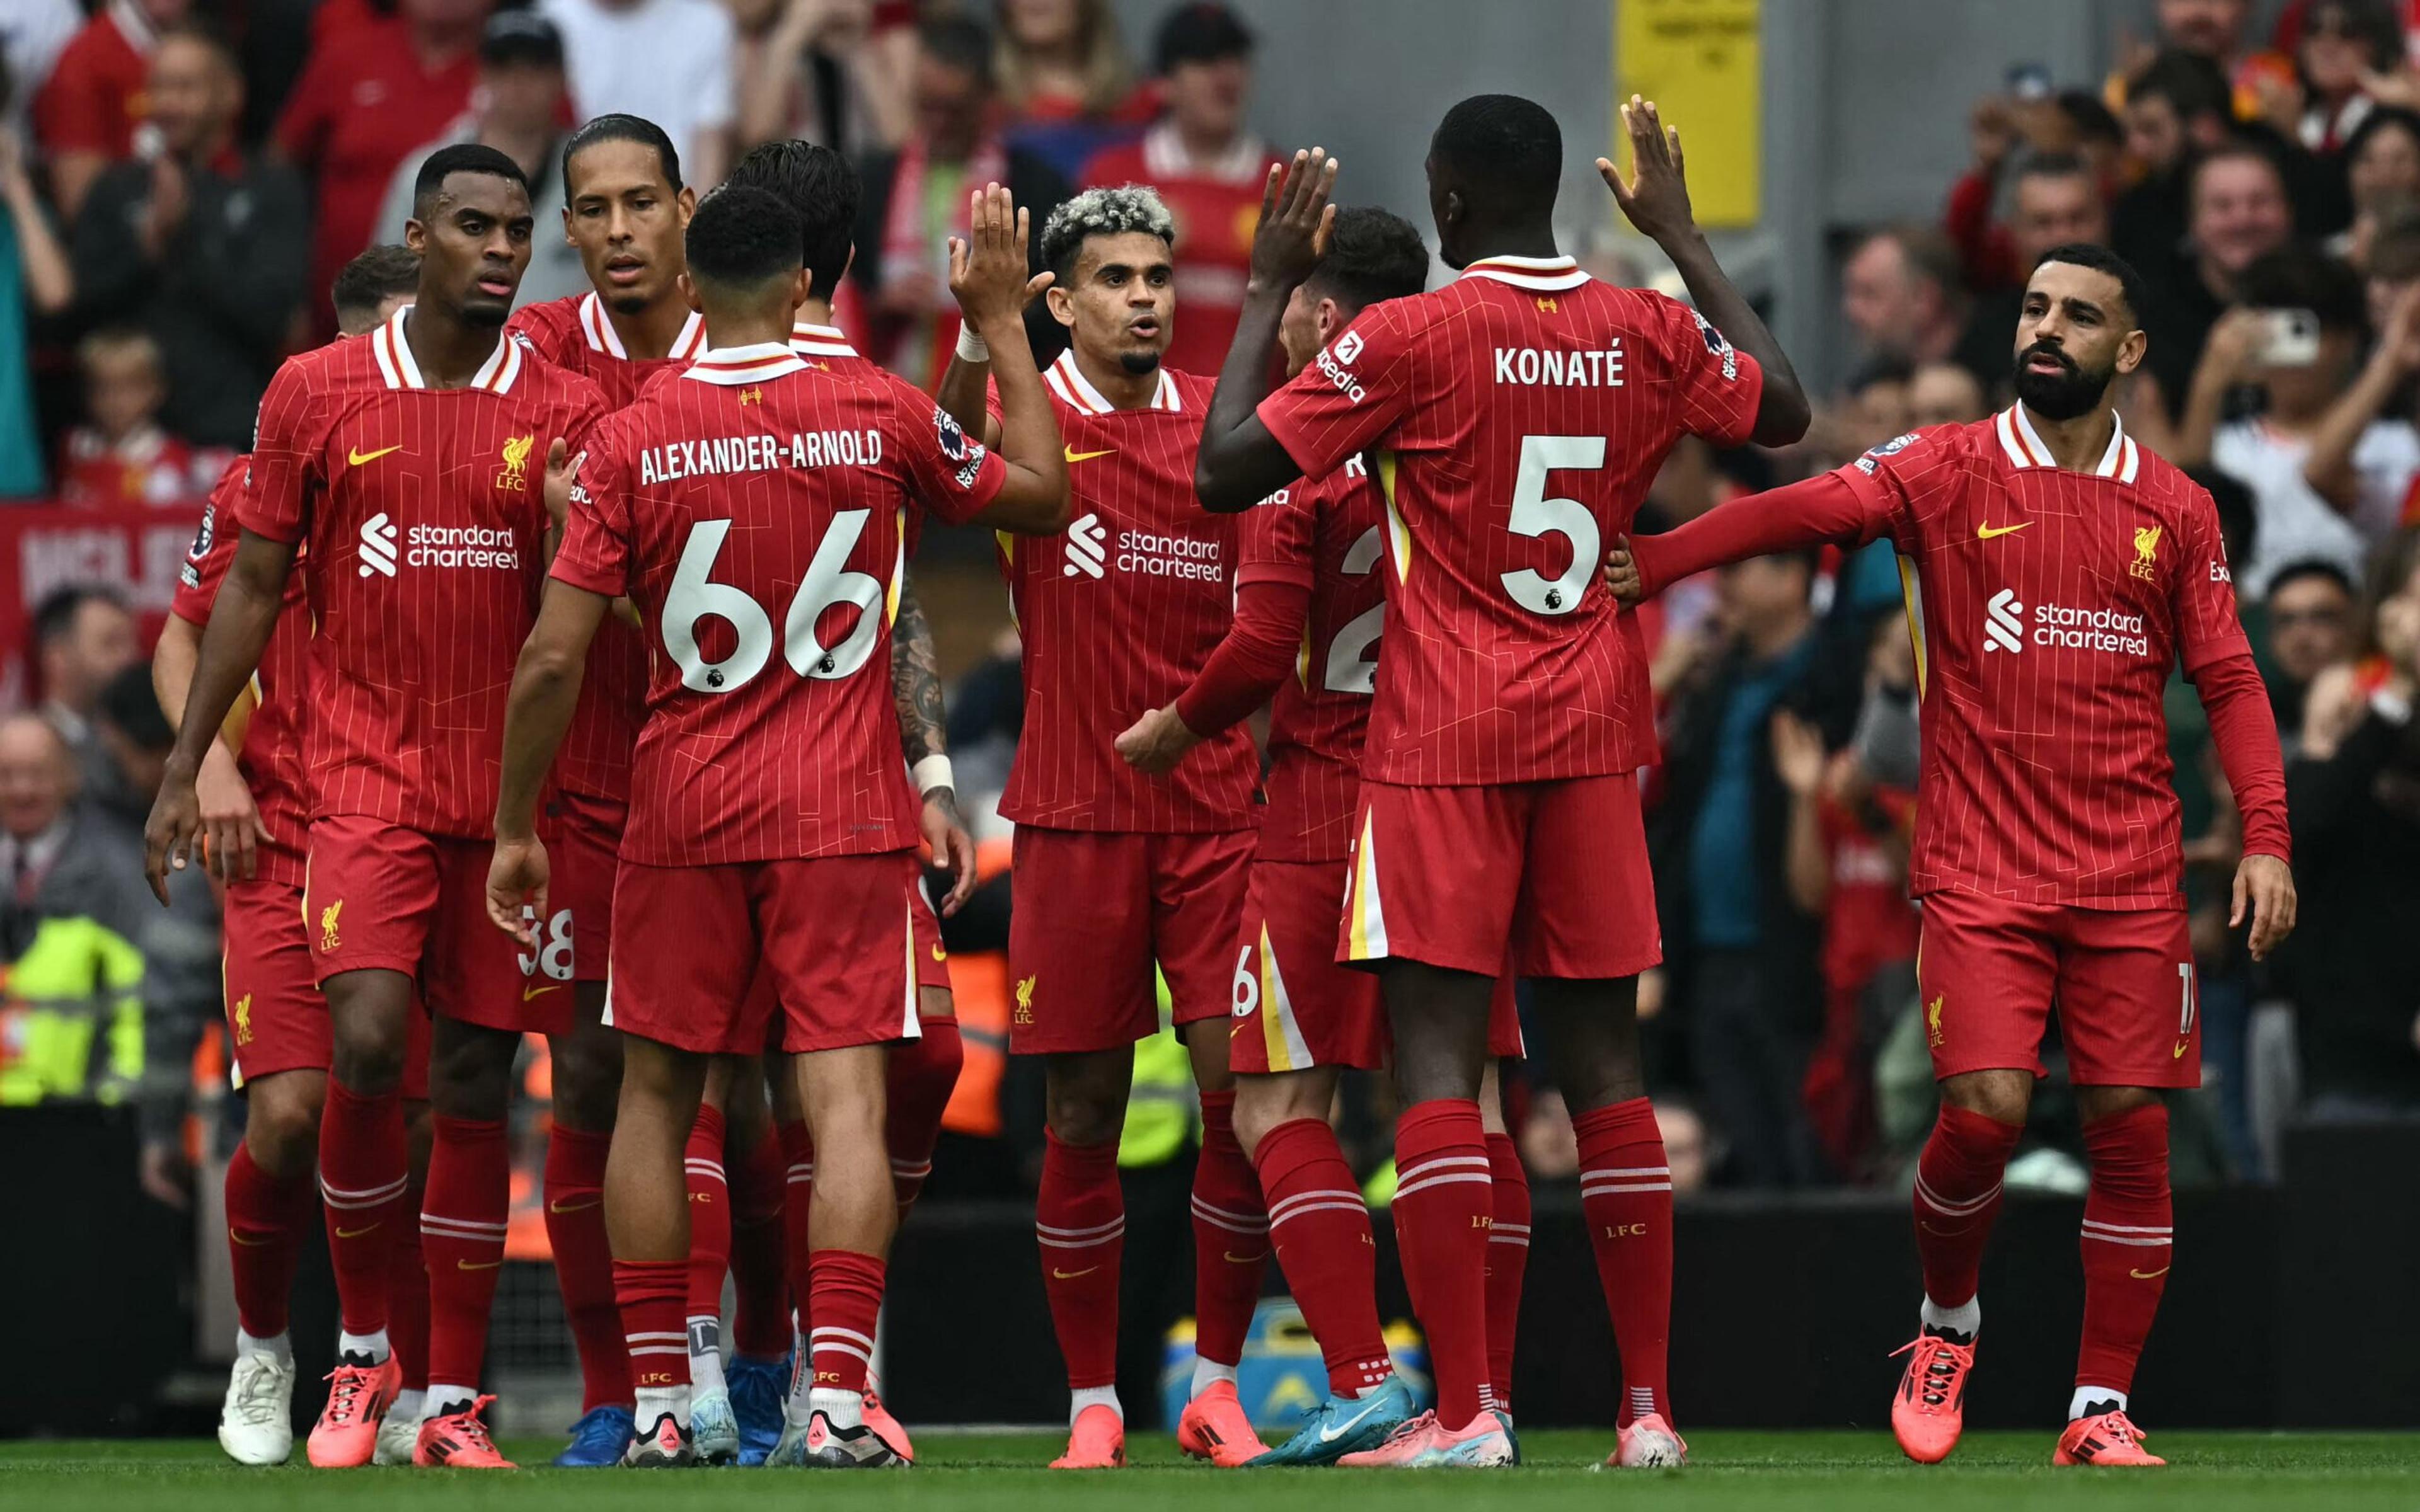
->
[[2, 0, 2417, 1230]]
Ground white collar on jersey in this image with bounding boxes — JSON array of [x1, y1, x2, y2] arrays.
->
[[790, 320, 860, 358], [371, 306, 523, 393], [683, 341, 810, 386], [1458, 253, 1591, 292], [1139, 119, 1270, 185], [1997, 401, 2139, 483], [1046, 348, 1180, 416], [579, 291, 706, 362]]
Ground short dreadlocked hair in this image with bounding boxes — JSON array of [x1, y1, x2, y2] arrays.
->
[[1039, 185, 1175, 284]]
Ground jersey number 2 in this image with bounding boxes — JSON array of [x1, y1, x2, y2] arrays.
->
[[1502, 434, 1607, 616], [663, 513, 884, 694], [1323, 526, 1385, 695]]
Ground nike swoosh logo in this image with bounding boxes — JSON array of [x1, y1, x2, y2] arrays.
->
[[2174, 1040, 2191, 1059], [1976, 522, 2032, 539], [2129, 1266, 2170, 1280], [1064, 447, 1115, 463], [1223, 1251, 1267, 1265], [348, 444, 403, 467], [930, 943, 947, 961], [229, 1228, 273, 1247], [334, 1223, 381, 1239], [457, 1258, 504, 1271], [1318, 1397, 1385, 1443], [547, 1197, 601, 1215], [523, 983, 564, 1002], [1051, 1266, 1100, 1280]]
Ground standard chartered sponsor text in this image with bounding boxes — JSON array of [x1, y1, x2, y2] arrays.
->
[[2032, 602, 2148, 656], [408, 523, 521, 570], [1117, 528, 1222, 581]]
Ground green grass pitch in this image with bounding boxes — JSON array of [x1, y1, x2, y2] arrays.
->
[[5, 1431, 2417, 1511]]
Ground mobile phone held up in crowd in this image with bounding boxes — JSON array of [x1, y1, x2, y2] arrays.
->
[[2005, 62, 2054, 102], [2258, 308, 2322, 369]]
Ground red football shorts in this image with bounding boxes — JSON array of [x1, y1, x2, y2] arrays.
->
[[304, 815, 567, 1035], [1007, 826, 1255, 1055], [1233, 856, 1522, 1074], [541, 788, 623, 984], [911, 875, 952, 994], [222, 874, 429, 1098], [608, 852, 921, 1056], [1915, 890, 2199, 1088], [1340, 775, 1661, 980]]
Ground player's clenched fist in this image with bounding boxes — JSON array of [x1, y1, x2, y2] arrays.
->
[[142, 767, 204, 905], [486, 832, 551, 948], [1114, 703, 1203, 777]]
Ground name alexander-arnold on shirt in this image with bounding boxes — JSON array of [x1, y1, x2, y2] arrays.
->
[[638, 429, 882, 486], [1492, 343, 1625, 387]]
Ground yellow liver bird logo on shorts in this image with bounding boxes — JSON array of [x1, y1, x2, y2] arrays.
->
[[497, 433, 534, 491], [2130, 524, 2162, 580], [233, 992, 253, 1045], [1926, 993, 1946, 1050], [1014, 974, 1037, 1026], [320, 899, 343, 953]]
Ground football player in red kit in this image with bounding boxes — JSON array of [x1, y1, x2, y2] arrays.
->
[[500, 111, 700, 1469], [939, 185, 1276, 1469], [485, 183, 1068, 1468], [1115, 204, 1528, 1462], [156, 245, 424, 1468], [1604, 243, 2295, 1469], [1194, 100, 1811, 1468], [146, 144, 608, 1470]]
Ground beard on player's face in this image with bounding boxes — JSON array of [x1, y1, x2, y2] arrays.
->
[[2011, 338, 2114, 420]]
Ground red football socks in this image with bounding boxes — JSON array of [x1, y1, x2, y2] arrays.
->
[[615, 1257, 690, 1417], [684, 1105, 732, 1329], [1573, 1097, 1674, 1428], [778, 1119, 815, 1335], [1393, 1099, 1494, 1427], [2076, 1102, 2172, 1399], [1484, 1131, 1531, 1413], [1912, 1102, 2025, 1315], [388, 1183, 429, 1392], [543, 1125, 629, 1411], [806, 1249, 887, 1396], [885, 1019, 961, 1215], [1253, 1116, 1391, 1394], [1036, 1130, 1124, 1390], [726, 1128, 792, 1360], [225, 1142, 314, 1339], [420, 1115, 510, 1390], [1190, 1090, 1269, 1370], [318, 1077, 406, 1341]]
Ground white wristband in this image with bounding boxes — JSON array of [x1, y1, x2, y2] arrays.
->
[[913, 754, 955, 794], [2372, 687, 2414, 727], [954, 324, 989, 363]]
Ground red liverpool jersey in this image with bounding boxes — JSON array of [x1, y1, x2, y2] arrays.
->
[[1080, 125, 1281, 378], [509, 292, 711, 801], [236, 307, 604, 837], [1257, 253, 1764, 784], [552, 340, 1006, 866], [998, 350, 1255, 832], [171, 457, 312, 885], [1831, 405, 2252, 907], [1241, 454, 1385, 862]]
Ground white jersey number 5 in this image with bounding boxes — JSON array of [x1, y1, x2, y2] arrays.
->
[[1501, 434, 1607, 616]]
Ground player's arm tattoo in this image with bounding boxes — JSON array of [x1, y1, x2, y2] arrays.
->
[[891, 573, 947, 765]]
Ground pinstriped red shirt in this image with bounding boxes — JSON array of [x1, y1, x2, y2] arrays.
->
[[1831, 406, 2258, 908], [507, 292, 710, 802], [171, 456, 311, 886], [553, 341, 1005, 866], [236, 307, 606, 837], [1238, 456, 1384, 862], [996, 352, 1257, 832], [1255, 255, 1764, 784]]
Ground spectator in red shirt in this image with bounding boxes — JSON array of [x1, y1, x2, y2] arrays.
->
[[32, 0, 190, 221], [55, 327, 216, 506], [274, 0, 488, 337], [1078, 4, 1277, 377], [994, 0, 1151, 179]]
